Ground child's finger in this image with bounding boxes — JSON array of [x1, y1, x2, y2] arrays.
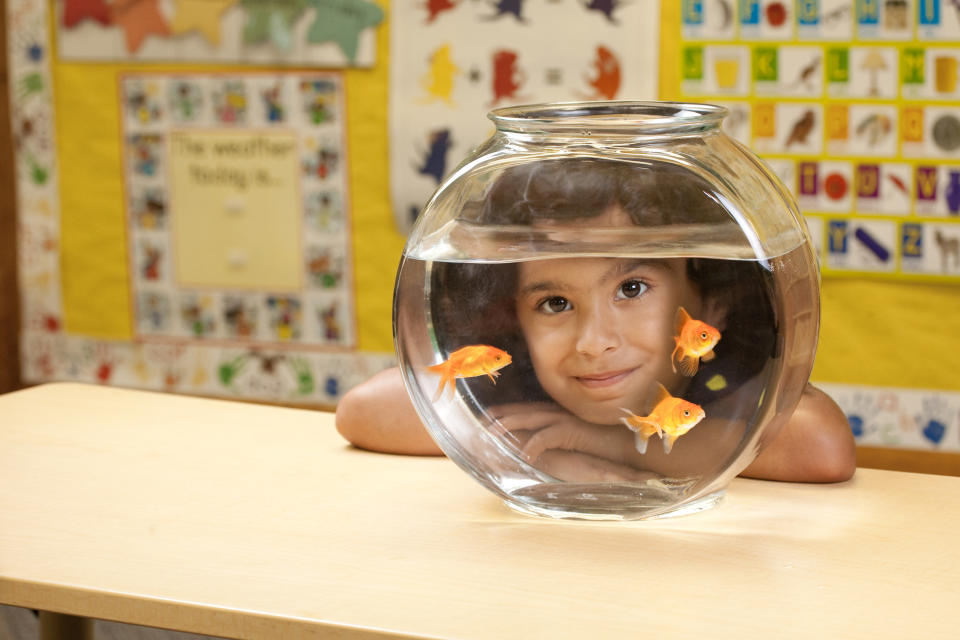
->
[[496, 409, 568, 433], [521, 423, 586, 461]]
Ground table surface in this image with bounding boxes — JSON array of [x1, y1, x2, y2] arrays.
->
[[1, 383, 959, 639]]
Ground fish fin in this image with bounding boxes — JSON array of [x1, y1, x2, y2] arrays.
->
[[633, 431, 649, 454], [486, 373, 497, 384], [426, 362, 447, 374], [670, 341, 682, 373], [676, 355, 699, 377], [674, 306, 692, 336], [432, 376, 447, 402], [701, 349, 716, 362], [428, 362, 451, 402], [652, 382, 671, 406], [662, 434, 679, 455]]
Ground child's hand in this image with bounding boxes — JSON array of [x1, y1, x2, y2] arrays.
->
[[490, 403, 641, 471]]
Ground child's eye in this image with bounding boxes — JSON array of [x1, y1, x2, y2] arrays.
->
[[537, 296, 572, 314], [616, 279, 648, 300]]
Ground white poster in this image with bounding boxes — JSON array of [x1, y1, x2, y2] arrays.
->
[[388, 0, 661, 233]]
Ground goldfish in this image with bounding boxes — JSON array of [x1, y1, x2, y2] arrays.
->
[[671, 306, 721, 377], [428, 345, 512, 401], [620, 383, 706, 454]]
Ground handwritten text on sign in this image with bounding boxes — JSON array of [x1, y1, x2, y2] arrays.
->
[[169, 131, 302, 290]]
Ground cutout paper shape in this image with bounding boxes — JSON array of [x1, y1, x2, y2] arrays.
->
[[305, 0, 384, 63], [111, 0, 171, 52], [425, 0, 456, 22], [240, 0, 308, 50], [62, 0, 112, 27], [169, 0, 238, 45]]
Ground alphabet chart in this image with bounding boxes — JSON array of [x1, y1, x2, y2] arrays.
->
[[673, 0, 960, 281]]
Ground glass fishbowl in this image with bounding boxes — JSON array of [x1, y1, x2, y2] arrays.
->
[[394, 102, 819, 520]]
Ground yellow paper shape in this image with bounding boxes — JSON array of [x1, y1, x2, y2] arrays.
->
[[168, 0, 237, 45]]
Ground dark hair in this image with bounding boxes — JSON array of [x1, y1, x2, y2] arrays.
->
[[430, 157, 777, 409], [477, 157, 730, 227]]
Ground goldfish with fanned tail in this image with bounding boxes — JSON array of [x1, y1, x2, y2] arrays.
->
[[671, 306, 721, 377], [620, 383, 706, 454], [428, 345, 512, 401]]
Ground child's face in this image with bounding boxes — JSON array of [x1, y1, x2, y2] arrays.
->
[[515, 256, 705, 425]]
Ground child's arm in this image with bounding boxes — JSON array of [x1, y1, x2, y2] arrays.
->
[[739, 384, 856, 482], [335, 367, 443, 456], [335, 369, 856, 482]]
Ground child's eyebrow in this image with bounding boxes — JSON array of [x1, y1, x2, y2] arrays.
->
[[604, 258, 670, 281], [517, 259, 670, 298], [517, 279, 562, 297]]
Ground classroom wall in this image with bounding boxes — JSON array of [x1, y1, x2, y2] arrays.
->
[[5, 0, 960, 461]]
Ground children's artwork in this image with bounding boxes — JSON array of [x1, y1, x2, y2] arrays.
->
[[388, 0, 661, 234], [671, 0, 960, 282], [821, 382, 960, 453], [55, 0, 384, 65]]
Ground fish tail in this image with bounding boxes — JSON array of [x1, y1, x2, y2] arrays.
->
[[620, 413, 661, 438], [670, 341, 682, 373], [428, 362, 452, 402]]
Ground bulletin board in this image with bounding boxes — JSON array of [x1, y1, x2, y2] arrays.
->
[[9, 0, 395, 407]]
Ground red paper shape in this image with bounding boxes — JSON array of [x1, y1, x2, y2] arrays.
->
[[62, 0, 112, 28], [110, 0, 171, 53]]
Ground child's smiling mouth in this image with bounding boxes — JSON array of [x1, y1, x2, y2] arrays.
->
[[574, 368, 636, 389]]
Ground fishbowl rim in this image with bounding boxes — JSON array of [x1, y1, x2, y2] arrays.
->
[[488, 100, 729, 136]]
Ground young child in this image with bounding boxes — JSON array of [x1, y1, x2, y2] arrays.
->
[[337, 158, 855, 483]]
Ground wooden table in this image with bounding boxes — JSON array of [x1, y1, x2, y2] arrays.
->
[[1, 383, 958, 639]]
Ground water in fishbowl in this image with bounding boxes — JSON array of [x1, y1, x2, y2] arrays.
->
[[395, 240, 818, 520]]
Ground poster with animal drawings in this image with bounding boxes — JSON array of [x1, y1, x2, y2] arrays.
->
[[674, 0, 960, 282], [388, 0, 661, 234]]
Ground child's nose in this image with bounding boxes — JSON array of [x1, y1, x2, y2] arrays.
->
[[575, 305, 620, 356]]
